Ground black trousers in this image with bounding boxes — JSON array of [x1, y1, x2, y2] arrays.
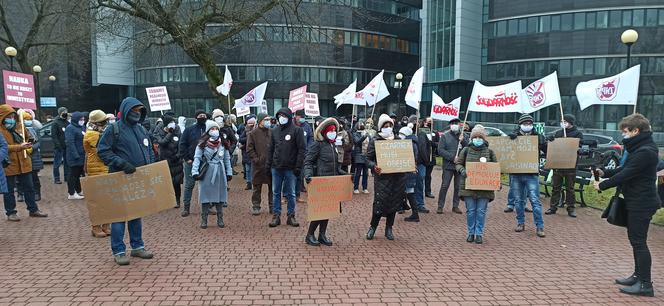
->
[[627, 209, 657, 282], [67, 165, 84, 195], [425, 165, 434, 194], [307, 219, 329, 235], [370, 212, 396, 228], [173, 182, 181, 204]]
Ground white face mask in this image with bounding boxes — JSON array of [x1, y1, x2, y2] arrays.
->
[[450, 124, 460, 132], [520, 124, 533, 133], [214, 117, 224, 125], [109, 119, 116, 124], [78, 120, 85, 126], [326, 131, 337, 141], [381, 127, 393, 135], [278, 116, 289, 125], [167, 122, 176, 129], [209, 130, 220, 139]]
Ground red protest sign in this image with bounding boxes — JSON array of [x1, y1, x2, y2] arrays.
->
[[3, 70, 36, 110], [288, 85, 307, 112]]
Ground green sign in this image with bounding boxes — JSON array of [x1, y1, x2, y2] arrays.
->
[[534, 122, 545, 135]]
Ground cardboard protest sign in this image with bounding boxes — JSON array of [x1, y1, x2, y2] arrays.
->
[[487, 136, 539, 173], [81, 161, 175, 225], [288, 85, 307, 111], [3, 70, 36, 110], [306, 175, 353, 221], [146, 86, 171, 111], [465, 162, 501, 191], [375, 140, 416, 174], [544, 138, 580, 169]]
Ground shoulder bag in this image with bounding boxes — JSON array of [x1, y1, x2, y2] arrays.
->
[[601, 187, 627, 227]]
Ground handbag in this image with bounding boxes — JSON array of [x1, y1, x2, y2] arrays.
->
[[601, 187, 627, 227], [194, 154, 209, 181]]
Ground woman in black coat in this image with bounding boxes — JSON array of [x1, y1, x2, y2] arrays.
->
[[365, 114, 406, 241], [154, 115, 184, 208], [595, 114, 661, 297]]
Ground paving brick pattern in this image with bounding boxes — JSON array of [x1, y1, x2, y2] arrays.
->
[[1, 165, 664, 305]]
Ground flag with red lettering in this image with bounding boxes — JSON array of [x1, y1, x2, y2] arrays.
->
[[521, 71, 561, 113], [334, 80, 359, 109], [576, 65, 640, 111], [467, 80, 524, 113], [431, 92, 460, 122], [404, 67, 424, 110], [359, 70, 389, 107]]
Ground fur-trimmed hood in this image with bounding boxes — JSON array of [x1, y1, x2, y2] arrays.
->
[[314, 117, 339, 141]]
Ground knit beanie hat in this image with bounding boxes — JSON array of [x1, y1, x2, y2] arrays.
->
[[322, 123, 337, 135], [195, 109, 208, 118], [295, 109, 305, 117], [563, 114, 576, 125], [377, 114, 393, 129], [57, 107, 68, 116], [470, 124, 487, 140], [21, 111, 33, 120], [162, 114, 175, 125], [257, 112, 269, 122], [205, 120, 219, 133], [399, 126, 413, 137], [518, 113, 534, 125], [212, 109, 224, 119]]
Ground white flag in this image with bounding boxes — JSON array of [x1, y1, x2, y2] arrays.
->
[[334, 80, 358, 109], [359, 70, 390, 107], [233, 81, 267, 109], [216, 65, 233, 96], [430, 92, 461, 122], [576, 65, 640, 111], [404, 67, 424, 110], [467, 80, 524, 113], [521, 71, 561, 113]]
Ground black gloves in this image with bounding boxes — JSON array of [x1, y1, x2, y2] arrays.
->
[[121, 162, 136, 174], [305, 176, 312, 184], [227, 175, 233, 182], [509, 133, 518, 140], [546, 135, 555, 142]]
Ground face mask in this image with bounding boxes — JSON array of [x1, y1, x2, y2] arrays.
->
[[127, 111, 141, 124], [262, 120, 271, 129], [358, 125, 365, 130], [78, 120, 85, 126], [167, 122, 176, 129], [278, 116, 289, 125], [622, 133, 631, 139], [109, 119, 116, 124], [381, 127, 393, 134], [24, 120, 33, 127], [209, 130, 220, 139], [61, 113, 68, 119], [561, 122, 569, 129], [198, 117, 208, 125], [298, 118, 305, 124], [398, 134, 406, 140], [520, 124, 533, 133], [450, 125, 460, 132], [472, 138, 484, 147], [326, 131, 337, 141], [4, 118, 16, 129]]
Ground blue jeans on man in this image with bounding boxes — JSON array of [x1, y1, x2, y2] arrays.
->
[[510, 174, 544, 230], [465, 197, 489, 236], [244, 162, 252, 184], [52, 148, 70, 182], [272, 169, 296, 215], [4, 173, 39, 216], [353, 163, 368, 191], [110, 218, 144, 255], [415, 164, 426, 209]]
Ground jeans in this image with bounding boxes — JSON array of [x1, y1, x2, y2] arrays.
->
[[4, 173, 39, 216], [110, 218, 144, 255], [438, 169, 461, 209], [243, 162, 252, 184], [183, 162, 196, 206], [285, 172, 302, 198], [511, 174, 544, 230], [353, 163, 368, 190], [551, 169, 576, 210], [465, 197, 489, 236], [272, 169, 296, 215], [67, 165, 83, 195], [425, 165, 434, 194], [414, 164, 426, 208], [17, 170, 41, 196], [52, 148, 70, 181], [627, 209, 657, 283], [507, 175, 528, 210]]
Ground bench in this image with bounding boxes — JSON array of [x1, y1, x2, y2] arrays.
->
[[539, 169, 592, 207]]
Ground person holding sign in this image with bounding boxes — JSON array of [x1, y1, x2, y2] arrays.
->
[[545, 114, 583, 218], [365, 114, 406, 241], [437, 118, 467, 214], [83, 110, 111, 238], [303, 118, 347, 246], [97, 97, 156, 265], [508, 114, 547, 238], [455, 125, 497, 244]]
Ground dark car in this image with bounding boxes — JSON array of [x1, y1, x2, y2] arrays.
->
[[542, 132, 623, 170], [38, 121, 55, 159]]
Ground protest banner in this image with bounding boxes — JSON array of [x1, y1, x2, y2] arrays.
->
[[234, 82, 268, 109], [465, 162, 501, 191], [145, 86, 171, 111], [522, 71, 562, 113], [431, 93, 460, 122], [375, 140, 416, 174], [3, 70, 36, 110], [487, 136, 539, 173], [544, 138, 581, 169], [288, 85, 307, 111], [81, 161, 175, 225], [304, 93, 320, 116], [306, 175, 353, 221], [467, 80, 524, 113], [576, 65, 640, 111]]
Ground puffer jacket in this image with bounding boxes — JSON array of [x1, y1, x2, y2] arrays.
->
[[83, 129, 109, 176], [268, 107, 305, 172], [366, 133, 406, 216], [456, 142, 498, 201], [154, 125, 183, 185], [26, 126, 43, 171], [438, 130, 468, 170], [0, 104, 33, 176], [304, 118, 345, 180], [65, 112, 86, 167]]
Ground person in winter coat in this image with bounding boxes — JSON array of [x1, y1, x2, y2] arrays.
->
[[268, 107, 306, 228], [247, 113, 273, 215], [365, 114, 406, 241], [239, 116, 256, 191], [339, 119, 353, 173], [179, 110, 209, 217], [595, 114, 661, 297], [303, 117, 346, 246], [83, 110, 111, 238], [294, 110, 313, 199], [0, 135, 8, 195], [17, 111, 43, 202], [508, 114, 547, 238], [456, 125, 497, 244], [422, 117, 438, 198], [437, 118, 467, 214], [97, 97, 155, 265], [408, 115, 428, 213], [352, 120, 370, 194], [0, 105, 48, 221], [192, 120, 233, 229], [153, 115, 183, 208], [399, 126, 421, 222], [545, 113, 583, 218], [51, 107, 70, 184], [65, 111, 87, 200]]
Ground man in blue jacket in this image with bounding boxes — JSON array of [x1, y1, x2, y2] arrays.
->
[[178, 110, 209, 217], [97, 97, 155, 266]]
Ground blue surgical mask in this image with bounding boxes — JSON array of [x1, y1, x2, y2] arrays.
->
[[278, 116, 289, 125], [4, 118, 16, 130], [472, 138, 484, 147], [24, 120, 33, 127], [263, 120, 271, 129], [209, 130, 220, 139]]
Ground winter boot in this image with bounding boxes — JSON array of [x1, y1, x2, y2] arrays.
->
[[216, 203, 225, 228], [181, 204, 190, 217], [91, 225, 106, 238], [17, 193, 24, 202], [318, 222, 333, 246], [245, 182, 252, 190], [385, 227, 395, 240], [269, 214, 281, 227], [101, 224, 111, 235], [305, 234, 320, 246], [287, 214, 300, 227], [200, 204, 209, 229], [620, 281, 654, 297], [404, 193, 420, 222], [615, 273, 639, 286]]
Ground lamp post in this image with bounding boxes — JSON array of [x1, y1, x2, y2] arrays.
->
[[33, 65, 42, 116], [621, 29, 638, 114], [394, 72, 403, 115], [48, 75, 56, 97], [4, 46, 17, 71]]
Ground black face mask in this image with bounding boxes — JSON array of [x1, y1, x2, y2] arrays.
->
[[126, 111, 141, 124], [61, 113, 68, 119], [196, 117, 206, 125]]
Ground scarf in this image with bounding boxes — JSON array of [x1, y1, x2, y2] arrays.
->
[[207, 138, 221, 148], [378, 132, 394, 140]]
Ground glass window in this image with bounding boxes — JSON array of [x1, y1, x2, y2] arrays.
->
[[539, 15, 550, 32], [283, 67, 292, 81], [549, 61, 559, 74], [572, 59, 584, 76], [526, 61, 535, 77], [660, 9, 664, 25], [344, 32, 351, 45], [518, 18, 527, 34], [535, 61, 546, 76], [559, 59, 570, 76], [561, 14, 573, 31], [596, 11, 608, 28], [273, 27, 284, 41], [657, 58, 664, 73], [246, 67, 256, 81], [508, 19, 518, 35], [496, 21, 507, 36], [351, 32, 359, 46], [609, 10, 621, 28], [516, 62, 525, 77], [256, 67, 265, 80], [622, 10, 632, 26], [584, 59, 594, 75], [595, 58, 606, 75], [586, 12, 596, 28], [319, 68, 327, 82], [633, 9, 644, 26], [310, 68, 319, 82], [551, 15, 560, 31], [505, 63, 515, 78], [646, 9, 658, 26], [495, 64, 505, 79], [574, 13, 585, 30], [527, 17, 538, 33]]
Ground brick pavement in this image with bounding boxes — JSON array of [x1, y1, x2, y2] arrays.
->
[[1, 165, 664, 305]]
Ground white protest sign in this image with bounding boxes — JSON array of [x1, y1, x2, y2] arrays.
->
[[145, 86, 171, 112], [304, 93, 320, 117]]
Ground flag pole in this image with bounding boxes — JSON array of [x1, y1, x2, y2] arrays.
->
[[227, 95, 231, 114], [633, 103, 637, 114], [559, 102, 567, 137], [17, 109, 27, 158], [455, 109, 470, 158]]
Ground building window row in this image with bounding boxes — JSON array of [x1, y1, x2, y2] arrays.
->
[[485, 56, 664, 81], [488, 8, 664, 38], [302, 0, 420, 20]]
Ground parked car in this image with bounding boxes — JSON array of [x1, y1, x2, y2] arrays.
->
[[38, 121, 55, 159], [542, 132, 623, 170]]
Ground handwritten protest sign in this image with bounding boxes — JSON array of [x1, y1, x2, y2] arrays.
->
[[81, 161, 175, 225], [3, 70, 36, 110], [146, 86, 171, 111], [487, 136, 539, 173], [306, 175, 353, 221], [544, 138, 580, 169], [304, 93, 320, 116], [465, 162, 501, 191], [375, 140, 416, 174], [288, 85, 307, 112]]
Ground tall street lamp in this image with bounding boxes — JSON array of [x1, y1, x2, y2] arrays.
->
[[621, 29, 638, 68], [4, 46, 17, 71], [33, 65, 42, 116], [394, 72, 403, 115], [48, 75, 56, 97]]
